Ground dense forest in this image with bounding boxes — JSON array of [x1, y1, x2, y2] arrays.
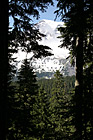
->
[[37, 75, 75, 94], [8, 69, 76, 140], [0, 0, 93, 140]]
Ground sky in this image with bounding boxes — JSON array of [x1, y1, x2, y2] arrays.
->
[[9, 1, 61, 27], [33, 1, 61, 23]]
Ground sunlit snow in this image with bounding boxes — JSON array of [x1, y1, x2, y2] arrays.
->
[[12, 19, 75, 76]]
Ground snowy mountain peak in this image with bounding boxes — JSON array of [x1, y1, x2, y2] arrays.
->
[[36, 19, 64, 36], [31, 19, 75, 76], [13, 19, 75, 77], [35, 19, 69, 59], [37, 19, 64, 30]]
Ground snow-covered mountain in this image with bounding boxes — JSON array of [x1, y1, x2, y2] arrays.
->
[[35, 19, 69, 58], [14, 19, 75, 78], [32, 19, 75, 77]]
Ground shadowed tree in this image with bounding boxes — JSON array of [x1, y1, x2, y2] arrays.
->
[[7, 59, 38, 139], [49, 70, 73, 139], [0, 0, 54, 139], [32, 86, 51, 140], [0, 1, 8, 140], [55, 0, 93, 139], [9, 0, 53, 58]]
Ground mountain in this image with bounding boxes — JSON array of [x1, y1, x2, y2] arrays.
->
[[35, 19, 69, 58], [32, 19, 75, 78], [13, 19, 75, 78]]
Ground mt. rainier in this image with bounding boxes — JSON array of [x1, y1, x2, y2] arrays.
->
[[14, 19, 75, 77], [35, 19, 69, 58], [32, 19, 75, 77]]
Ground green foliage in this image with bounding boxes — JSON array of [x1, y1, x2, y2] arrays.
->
[[7, 1, 54, 139], [32, 87, 51, 139], [64, 75, 75, 93], [48, 70, 75, 139], [8, 69, 76, 140], [37, 78, 54, 94], [55, 0, 93, 139], [6, 1, 93, 139], [37, 75, 75, 94], [82, 58, 93, 139], [7, 59, 38, 139]]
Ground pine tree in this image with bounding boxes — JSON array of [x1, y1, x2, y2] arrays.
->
[[55, 0, 93, 139], [82, 2, 93, 138], [1, 1, 54, 138], [49, 70, 73, 139], [32, 86, 52, 140], [7, 59, 38, 139], [7, 45, 17, 140]]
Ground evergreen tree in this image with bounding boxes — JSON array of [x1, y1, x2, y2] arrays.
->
[[7, 45, 17, 140], [49, 70, 73, 139], [1, 1, 54, 139], [32, 86, 52, 139], [83, 65, 93, 140], [37, 76, 75, 94], [82, 3, 93, 138], [7, 59, 38, 139], [55, 0, 93, 139]]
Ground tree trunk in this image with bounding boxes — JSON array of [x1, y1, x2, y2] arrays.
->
[[75, 35, 83, 140], [0, 1, 8, 140]]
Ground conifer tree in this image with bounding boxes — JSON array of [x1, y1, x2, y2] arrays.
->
[[0, 0, 53, 140], [55, 0, 93, 139], [32, 86, 52, 140], [7, 59, 38, 139], [7, 45, 18, 140], [0, 1, 53, 139], [82, 3, 93, 138], [49, 70, 73, 139]]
